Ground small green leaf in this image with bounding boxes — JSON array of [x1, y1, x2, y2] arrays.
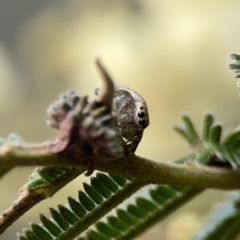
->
[[116, 209, 138, 225], [155, 186, 176, 199], [136, 197, 158, 212], [202, 111, 214, 141], [230, 53, 240, 61], [23, 178, 47, 191], [181, 113, 199, 143], [149, 189, 167, 204], [91, 177, 112, 198], [58, 205, 78, 225], [31, 223, 53, 240], [127, 204, 148, 218], [25, 230, 40, 240], [222, 148, 239, 169], [109, 174, 127, 187], [195, 150, 212, 164], [78, 191, 95, 211], [96, 173, 119, 193], [223, 127, 240, 150], [39, 214, 62, 237], [49, 208, 69, 231], [39, 167, 67, 182], [67, 197, 86, 218], [83, 182, 104, 204], [172, 124, 190, 143], [229, 63, 240, 70], [209, 123, 222, 145], [96, 222, 121, 238], [87, 230, 111, 240], [107, 216, 129, 231]]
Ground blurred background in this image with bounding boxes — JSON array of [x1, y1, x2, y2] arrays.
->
[[1, 0, 240, 239]]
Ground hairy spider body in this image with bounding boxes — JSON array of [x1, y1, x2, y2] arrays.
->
[[95, 84, 149, 155]]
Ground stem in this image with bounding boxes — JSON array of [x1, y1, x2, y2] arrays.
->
[[0, 168, 84, 234], [1, 145, 240, 189], [0, 191, 45, 234], [96, 155, 240, 190]]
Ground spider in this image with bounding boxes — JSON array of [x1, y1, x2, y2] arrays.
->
[[95, 84, 149, 156]]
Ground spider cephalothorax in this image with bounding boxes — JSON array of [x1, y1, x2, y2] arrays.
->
[[95, 84, 149, 155]]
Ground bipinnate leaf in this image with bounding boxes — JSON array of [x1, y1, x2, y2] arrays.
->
[[18, 173, 143, 240], [192, 191, 240, 240]]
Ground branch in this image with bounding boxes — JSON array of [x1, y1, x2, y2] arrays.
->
[[2, 60, 239, 192], [95, 155, 240, 190], [0, 167, 84, 234], [1, 147, 240, 189]]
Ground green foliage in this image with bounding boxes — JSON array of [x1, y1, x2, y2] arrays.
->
[[18, 173, 144, 240], [174, 111, 240, 169], [80, 186, 201, 240], [17, 110, 240, 240], [23, 167, 73, 192], [229, 53, 240, 78], [75, 110, 240, 240], [193, 191, 240, 240]]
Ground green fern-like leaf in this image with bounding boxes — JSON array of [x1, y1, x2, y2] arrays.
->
[[78, 147, 211, 240], [18, 173, 144, 240], [175, 111, 240, 169], [173, 112, 200, 146], [81, 185, 202, 240], [192, 191, 240, 240], [229, 53, 240, 78]]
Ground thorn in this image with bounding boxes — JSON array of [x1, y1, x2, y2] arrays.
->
[[95, 58, 114, 108]]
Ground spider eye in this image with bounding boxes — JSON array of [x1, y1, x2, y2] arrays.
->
[[139, 119, 146, 126], [138, 111, 145, 118]]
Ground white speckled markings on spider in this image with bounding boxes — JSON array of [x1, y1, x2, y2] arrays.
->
[[95, 84, 149, 155]]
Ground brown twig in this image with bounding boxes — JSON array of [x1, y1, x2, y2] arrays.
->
[[0, 167, 84, 234], [0, 190, 45, 234]]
